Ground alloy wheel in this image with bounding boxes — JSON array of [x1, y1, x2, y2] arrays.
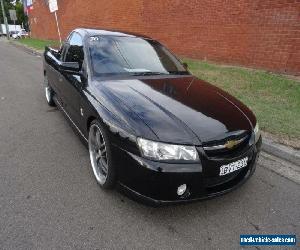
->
[[88, 124, 109, 185], [44, 76, 51, 103]]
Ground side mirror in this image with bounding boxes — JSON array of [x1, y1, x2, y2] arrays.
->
[[45, 46, 61, 59], [59, 62, 81, 75], [182, 62, 188, 70]]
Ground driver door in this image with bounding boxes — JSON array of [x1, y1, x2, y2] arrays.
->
[[59, 32, 85, 128]]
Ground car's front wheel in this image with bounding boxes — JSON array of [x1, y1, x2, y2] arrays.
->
[[44, 75, 56, 107], [88, 120, 116, 189]]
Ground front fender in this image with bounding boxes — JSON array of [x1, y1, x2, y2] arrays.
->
[[82, 88, 141, 155]]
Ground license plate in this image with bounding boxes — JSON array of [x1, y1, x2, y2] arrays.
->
[[219, 157, 248, 176]]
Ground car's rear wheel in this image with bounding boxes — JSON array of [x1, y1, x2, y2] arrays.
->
[[88, 120, 116, 189], [44, 75, 56, 107]]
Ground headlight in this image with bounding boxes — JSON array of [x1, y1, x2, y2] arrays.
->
[[137, 138, 199, 162], [254, 123, 261, 143]]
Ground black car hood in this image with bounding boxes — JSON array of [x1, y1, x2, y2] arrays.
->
[[93, 76, 255, 145]]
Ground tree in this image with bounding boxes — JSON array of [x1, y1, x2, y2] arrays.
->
[[0, 0, 15, 24], [0, 0, 28, 29], [15, 0, 27, 27]]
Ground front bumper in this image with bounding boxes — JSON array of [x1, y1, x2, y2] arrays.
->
[[115, 137, 262, 206]]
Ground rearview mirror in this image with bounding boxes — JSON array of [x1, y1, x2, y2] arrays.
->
[[59, 62, 81, 75]]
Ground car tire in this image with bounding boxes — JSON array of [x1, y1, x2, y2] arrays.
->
[[44, 75, 56, 107], [88, 120, 116, 189]]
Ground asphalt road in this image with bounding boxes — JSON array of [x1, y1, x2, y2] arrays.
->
[[0, 39, 299, 250]]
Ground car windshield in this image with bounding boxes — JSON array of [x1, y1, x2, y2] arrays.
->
[[88, 36, 189, 77]]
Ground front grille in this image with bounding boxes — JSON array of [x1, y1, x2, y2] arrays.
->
[[204, 169, 242, 187], [202, 131, 252, 159], [205, 167, 249, 193]]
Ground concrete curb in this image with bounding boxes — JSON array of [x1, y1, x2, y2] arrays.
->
[[7, 39, 300, 167], [262, 138, 300, 167], [9, 40, 43, 56]]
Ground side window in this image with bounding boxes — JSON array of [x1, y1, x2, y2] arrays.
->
[[64, 32, 84, 67]]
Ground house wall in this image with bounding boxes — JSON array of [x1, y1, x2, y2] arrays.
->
[[29, 0, 300, 74]]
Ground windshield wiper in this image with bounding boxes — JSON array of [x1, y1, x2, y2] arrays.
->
[[168, 71, 190, 75], [130, 72, 169, 76]]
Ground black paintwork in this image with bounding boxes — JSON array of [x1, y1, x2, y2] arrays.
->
[[43, 28, 261, 205]]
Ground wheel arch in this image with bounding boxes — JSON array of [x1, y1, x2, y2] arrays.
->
[[87, 115, 97, 132]]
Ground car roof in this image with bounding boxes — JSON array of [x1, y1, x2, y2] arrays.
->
[[74, 28, 152, 40]]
